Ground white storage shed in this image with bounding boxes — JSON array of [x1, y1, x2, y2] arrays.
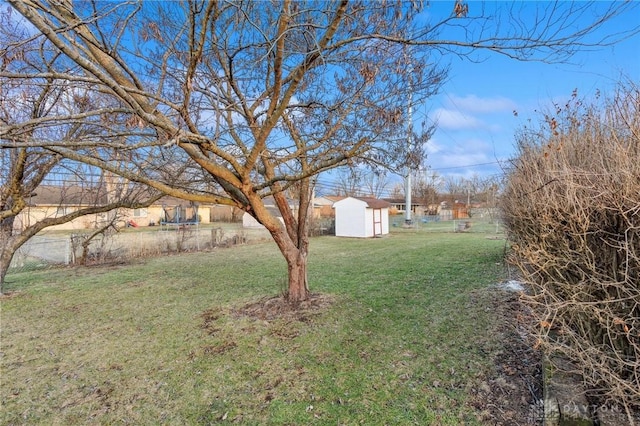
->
[[333, 197, 390, 238]]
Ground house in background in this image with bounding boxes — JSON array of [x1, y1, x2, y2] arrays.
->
[[313, 195, 344, 218], [13, 185, 213, 232], [438, 200, 470, 221], [333, 196, 390, 238], [14, 185, 109, 232], [241, 196, 298, 229], [209, 204, 243, 222], [242, 195, 346, 229], [381, 197, 421, 216], [242, 206, 283, 229]]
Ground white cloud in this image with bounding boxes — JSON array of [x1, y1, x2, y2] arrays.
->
[[424, 136, 503, 179], [433, 108, 483, 130], [424, 139, 443, 155], [446, 94, 517, 114]]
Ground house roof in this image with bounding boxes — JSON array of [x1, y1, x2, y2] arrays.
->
[[382, 197, 421, 206], [324, 195, 346, 202], [27, 185, 109, 206], [334, 196, 390, 209], [313, 195, 344, 206], [28, 185, 305, 209], [27, 185, 221, 208], [355, 197, 391, 209]]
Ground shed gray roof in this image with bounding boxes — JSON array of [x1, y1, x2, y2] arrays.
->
[[354, 197, 391, 209]]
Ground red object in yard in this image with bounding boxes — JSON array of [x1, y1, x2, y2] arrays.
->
[[128, 220, 138, 227]]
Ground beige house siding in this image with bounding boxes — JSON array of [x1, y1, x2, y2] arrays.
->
[[15, 205, 212, 232], [14, 206, 112, 231], [13, 189, 216, 231], [313, 196, 344, 218]]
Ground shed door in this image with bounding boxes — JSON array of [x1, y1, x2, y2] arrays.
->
[[373, 208, 382, 236]]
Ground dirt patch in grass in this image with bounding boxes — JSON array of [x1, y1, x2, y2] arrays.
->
[[470, 288, 543, 425], [0, 290, 23, 300], [232, 293, 335, 322], [202, 342, 237, 355], [200, 307, 223, 335]]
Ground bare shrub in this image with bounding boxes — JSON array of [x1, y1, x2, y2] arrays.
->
[[71, 226, 121, 266], [211, 227, 224, 246], [310, 217, 335, 236], [502, 82, 640, 418]]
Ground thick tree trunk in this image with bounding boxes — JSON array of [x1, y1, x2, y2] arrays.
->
[[0, 217, 17, 294], [258, 208, 310, 303], [0, 248, 13, 294], [268, 225, 310, 304], [246, 177, 314, 304], [285, 248, 309, 303]]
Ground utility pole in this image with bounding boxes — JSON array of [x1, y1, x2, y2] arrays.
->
[[404, 49, 413, 227]]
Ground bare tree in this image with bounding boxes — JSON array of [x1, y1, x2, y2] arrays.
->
[[390, 182, 405, 200], [0, 12, 163, 291], [473, 174, 501, 222], [3, 1, 639, 303], [442, 175, 466, 204], [0, 154, 163, 292], [413, 169, 443, 213], [362, 171, 390, 199], [334, 168, 362, 197], [334, 167, 389, 198]]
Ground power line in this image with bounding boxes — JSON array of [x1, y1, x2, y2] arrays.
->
[[428, 160, 507, 171]]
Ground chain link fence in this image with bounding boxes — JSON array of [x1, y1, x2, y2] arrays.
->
[[9, 211, 504, 274], [10, 235, 73, 272], [9, 224, 272, 274], [390, 209, 504, 234]]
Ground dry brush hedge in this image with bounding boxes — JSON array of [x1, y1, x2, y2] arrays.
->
[[502, 84, 640, 417]]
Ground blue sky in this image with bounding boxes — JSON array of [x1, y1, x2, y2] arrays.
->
[[5, 0, 638, 192], [411, 1, 640, 182]]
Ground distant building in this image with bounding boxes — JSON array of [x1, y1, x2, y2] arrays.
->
[[313, 195, 345, 218], [382, 197, 421, 216], [241, 196, 297, 229], [13, 185, 214, 231]]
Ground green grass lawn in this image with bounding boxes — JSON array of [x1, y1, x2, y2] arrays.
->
[[1, 232, 509, 425]]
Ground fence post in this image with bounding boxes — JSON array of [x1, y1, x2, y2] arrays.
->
[[65, 237, 71, 265]]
